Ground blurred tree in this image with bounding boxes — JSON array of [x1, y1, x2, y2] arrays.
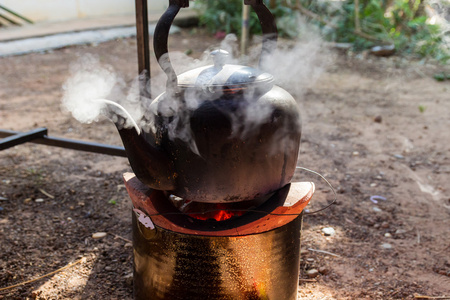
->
[[194, 0, 449, 62]]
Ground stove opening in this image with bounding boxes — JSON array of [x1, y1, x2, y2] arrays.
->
[[188, 203, 245, 221], [169, 194, 272, 222]]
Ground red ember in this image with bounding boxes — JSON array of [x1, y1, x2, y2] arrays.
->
[[188, 204, 244, 221]]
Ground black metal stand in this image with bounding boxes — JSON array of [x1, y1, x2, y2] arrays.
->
[[0, 128, 126, 157], [0, 0, 152, 158]]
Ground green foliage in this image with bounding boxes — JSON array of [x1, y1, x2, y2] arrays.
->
[[306, 0, 449, 62], [433, 72, 450, 81], [194, 0, 449, 62], [26, 167, 45, 186], [195, 0, 244, 35], [418, 105, 426, 113], [194, 0, 300, 38]]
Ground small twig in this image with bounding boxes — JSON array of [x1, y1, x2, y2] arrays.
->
[[0, 258, 84, 292], [414, 294, 450, 299], [299, 278, 317, 282], [354, 29, 382, 42], [307, 248, 341, 257], [354, 0, 361, 32], [110, 233, 132, 244], [285, 1, 333, 28], [417, 229, 421, 244], [38, 188, 55, 199]]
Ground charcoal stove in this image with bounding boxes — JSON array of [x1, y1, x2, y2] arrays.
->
[[125, 173, 313, 300], [121, 0, 316, 299]]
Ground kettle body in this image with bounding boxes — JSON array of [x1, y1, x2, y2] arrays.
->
[[117, 0, 301, 203], [148, 80, 301, 203]]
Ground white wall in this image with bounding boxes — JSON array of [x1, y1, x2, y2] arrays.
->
[[0, 0, 167, 23]]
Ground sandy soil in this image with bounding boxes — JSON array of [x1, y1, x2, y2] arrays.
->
[[0, 28, 449, 299]]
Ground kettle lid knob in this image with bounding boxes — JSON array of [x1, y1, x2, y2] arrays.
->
[[210, 49, 230, 69]]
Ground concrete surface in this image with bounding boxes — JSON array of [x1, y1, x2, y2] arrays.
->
[[0, 0, 167, 23], [0, 10, 196, 57]]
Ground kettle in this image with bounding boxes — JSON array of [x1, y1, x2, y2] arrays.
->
[[117, 0, 301, 203]]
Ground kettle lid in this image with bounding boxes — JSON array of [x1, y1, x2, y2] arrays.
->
[[177, 50, 273, 94]]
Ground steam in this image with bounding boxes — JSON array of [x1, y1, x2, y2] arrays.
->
[[224, 18, 326, 146], [259, 16, 327, 96], [62, 18, 327, 156], [62, 54, 116, 123], [61, 54, 141, 133]]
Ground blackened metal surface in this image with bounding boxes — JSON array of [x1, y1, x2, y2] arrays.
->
[[132, 212, 303, 300], [121, 84, 301, 203], [117, 128, 175, 190]]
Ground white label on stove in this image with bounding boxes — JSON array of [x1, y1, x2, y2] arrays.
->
[[133, 208, 155, 229]]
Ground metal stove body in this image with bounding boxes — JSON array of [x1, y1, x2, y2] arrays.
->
[[125, 173, 313, 300]]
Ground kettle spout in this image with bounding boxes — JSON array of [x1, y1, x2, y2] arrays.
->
[[98, 98, 176, 191], [117, 126, 176, 191]]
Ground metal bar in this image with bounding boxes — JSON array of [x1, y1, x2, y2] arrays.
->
[[153, 2, 181, 91], [135, 0, 151, 98], [243, 0, 277, 69], [0, 5, 33, 24], [241, 1, 250, 56], [0, 128, 47, 150], [0, 129, 127, 157], [0, 12, 20, 25]]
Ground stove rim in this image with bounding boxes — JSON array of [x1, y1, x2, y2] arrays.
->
[[124, 172, 314, 237]]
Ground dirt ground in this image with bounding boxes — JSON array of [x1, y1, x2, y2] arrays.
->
[[0, 27, 449, 299]]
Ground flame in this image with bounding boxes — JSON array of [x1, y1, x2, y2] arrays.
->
[[188, 204, 244, 221]]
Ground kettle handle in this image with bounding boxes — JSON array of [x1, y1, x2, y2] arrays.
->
[[153, 0, 278, 91]]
